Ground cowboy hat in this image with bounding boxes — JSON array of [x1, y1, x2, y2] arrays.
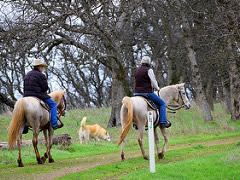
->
[[32, 59, 48, 67]]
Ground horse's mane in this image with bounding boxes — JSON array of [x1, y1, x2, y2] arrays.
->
[[48, 89, 66, 104], [160, 83, 184, 91]]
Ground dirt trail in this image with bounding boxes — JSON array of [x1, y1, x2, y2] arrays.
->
[[1, 136, 239, 180], [38, 136, 240, 180]]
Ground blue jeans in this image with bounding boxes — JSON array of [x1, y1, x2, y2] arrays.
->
[[43, 98, 58, 127], [134, 92, 167, 124]]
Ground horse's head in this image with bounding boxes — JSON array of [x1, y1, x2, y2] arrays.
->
[[57, 92, 67, 116], [176, 83, 191, 110], [49, 89, 67, 116]]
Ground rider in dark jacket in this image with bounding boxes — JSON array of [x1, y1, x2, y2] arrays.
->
[[24, 67, 51, 100], [134, 56, 171, 128], [23, 59, 63, 130]]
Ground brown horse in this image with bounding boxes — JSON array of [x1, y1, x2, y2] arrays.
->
[[118, 83, 191, 161], [8, 89, 66, 167]]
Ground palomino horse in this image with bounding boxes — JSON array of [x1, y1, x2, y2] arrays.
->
[[8, 89, 67, 167], [118, 83, 191, 161]]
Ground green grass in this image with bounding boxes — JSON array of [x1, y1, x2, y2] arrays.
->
[[1, 103, 240, 179], [120, 145, 240, 180], [58, 143, 240, 180]]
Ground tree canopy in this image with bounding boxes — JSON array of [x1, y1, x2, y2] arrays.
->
[[0, 0, 239, 125]]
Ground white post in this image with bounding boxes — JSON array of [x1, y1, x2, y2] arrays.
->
[[148, 111, 155, 173]]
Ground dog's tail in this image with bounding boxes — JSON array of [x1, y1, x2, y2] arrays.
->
[[118, 96, 133, 146], [81, 116, 87, 129]]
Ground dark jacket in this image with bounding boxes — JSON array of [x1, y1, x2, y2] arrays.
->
[[23, 69, 51, 100], [134, 64, 153, 93]]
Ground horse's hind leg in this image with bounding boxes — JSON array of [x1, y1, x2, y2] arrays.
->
[[159, 127, 168, 159], [138, 127, 148, 160], [120, 105, 128, 161], [32, 130, 43, 164], [17, 134, 24, 167], [153, 127, 161, 159], [121, 138, 126, 161], [48, 129, 54, 163], [41, 129, 49, 163]]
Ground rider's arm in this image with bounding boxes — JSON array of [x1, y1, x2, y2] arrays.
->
[[148, 69, 159, 91], [39, 73, 49, 93]]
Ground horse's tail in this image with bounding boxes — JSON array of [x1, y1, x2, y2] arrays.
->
[[118, 97, 133, 146], [8, 98, 25, 150], [81, 116, 87, 129]]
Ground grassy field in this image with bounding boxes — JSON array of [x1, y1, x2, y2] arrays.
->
[[0, 103, 240, 179], [59, 143, 240, 180]]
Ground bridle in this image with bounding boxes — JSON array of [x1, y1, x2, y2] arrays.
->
[[176, 87, 186, 107], [158, 87, 186, 113]]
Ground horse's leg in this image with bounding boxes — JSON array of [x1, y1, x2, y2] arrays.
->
[[17, 134, 24, 167], [159, 127, 168, 159], [120, 138, 126, 161], [32, 130, 43, 164], [48, 129, 54, 163], [153, 127, 161, 159], [138, 127, 148, 160], [120, 105, 128, 161], [41, 129, 48, 163]]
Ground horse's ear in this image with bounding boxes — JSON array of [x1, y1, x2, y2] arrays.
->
[[180, 83, 185, 87]]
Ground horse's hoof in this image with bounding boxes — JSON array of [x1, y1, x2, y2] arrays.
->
[[49, 158, 54, 163], [144, 156, 149, 160], [18, 163, 24, 167], [18, 162, 24, 167], [37, 160, 43, 164], [121, 154, 125, 161], [158, 152, 164, 159], [18, 159, 24, 167], [41, 157, 46, 163]]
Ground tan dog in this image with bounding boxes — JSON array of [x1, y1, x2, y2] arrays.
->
[[79, 117, 111, 144]]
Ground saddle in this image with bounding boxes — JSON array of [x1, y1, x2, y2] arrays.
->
[[35, 97, 51, 112], [133, 95, 160, 130]]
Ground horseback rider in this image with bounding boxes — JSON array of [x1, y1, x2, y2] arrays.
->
[[134, 56, 171, 128], [23, 59, 63, 131]]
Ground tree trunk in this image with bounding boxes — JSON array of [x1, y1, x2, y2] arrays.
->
[[229, 60, 240, 120], [205, 78, 214, 111], [107, 9, 132, 127], [0, 92, 15, 109], [161, 13, 183, 85], [227, 39, 240, 120], [179, 2, 212, 121], [108, 59, 125, 127], [222, 76, 232, 114]]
